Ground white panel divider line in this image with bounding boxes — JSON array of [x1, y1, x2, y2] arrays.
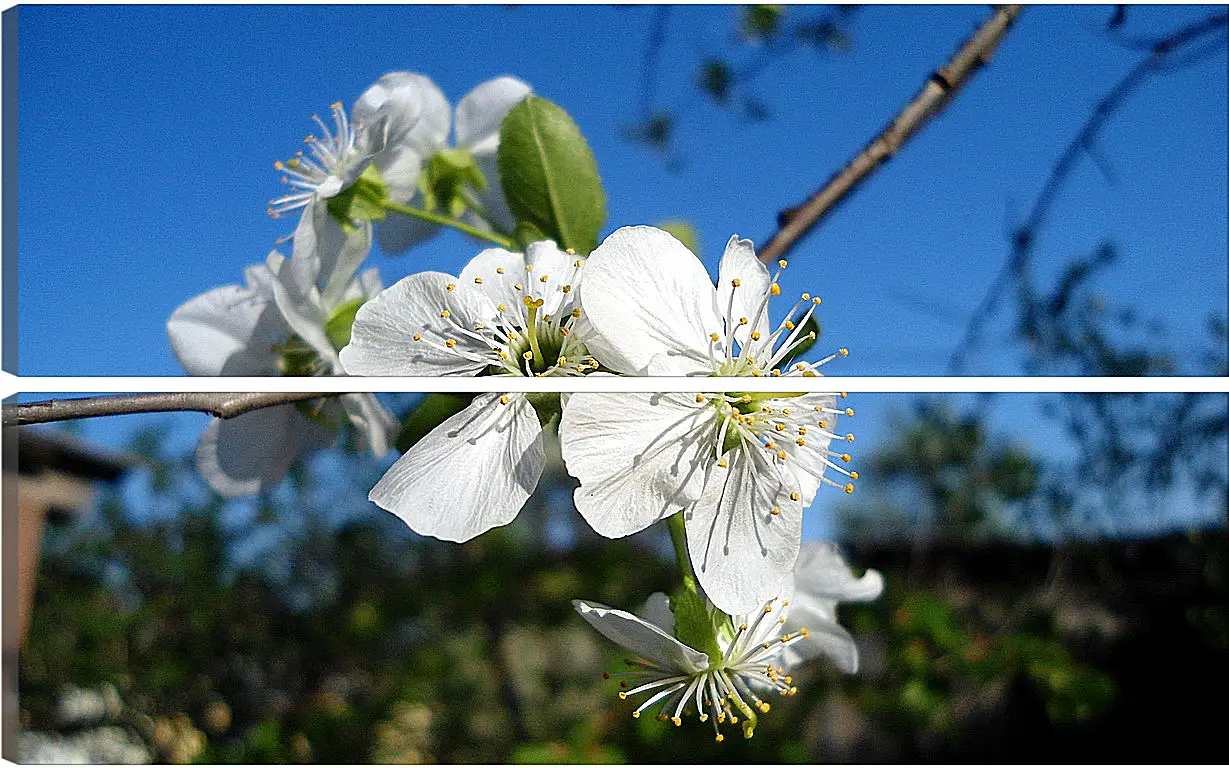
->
[[4, 374, 1229, 397]]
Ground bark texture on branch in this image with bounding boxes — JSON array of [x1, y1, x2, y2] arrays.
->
[[3, 392, 335, 428], [757, 4, 1023, 263]]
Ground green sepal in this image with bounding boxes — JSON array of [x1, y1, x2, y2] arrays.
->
[[498, 95, 607, 254], [324, 298, 366, 351], [326, 164, 389, 232], [416, 148, 487, 220], [513, 221, 550, 251], [396, 393, 477, 453], [668, 587, 724, 666]]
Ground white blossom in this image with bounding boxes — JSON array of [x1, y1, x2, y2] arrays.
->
[[167, 237, 396, 496], [339, 241, 596, 542], [560, 226, 857, 615], [267, 73, 530, 255], [574, 543, 881, 740]]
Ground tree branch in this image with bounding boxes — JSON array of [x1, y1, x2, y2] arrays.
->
[[757, 4, 1023, 263], [3, 392, 337, 428], [947, 10, 1228, 373]]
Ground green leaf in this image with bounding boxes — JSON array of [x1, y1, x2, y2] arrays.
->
[[324, 298, 365, 351], [396, 393, 476, 453], [669, 587, 723, 665], [655, 219, 699, 258], [498, 96, 607, 254]]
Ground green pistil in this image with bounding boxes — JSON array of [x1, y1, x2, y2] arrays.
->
[[523, 296, 547, 372]]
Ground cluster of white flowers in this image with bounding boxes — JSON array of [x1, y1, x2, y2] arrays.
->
[[168, 70, 883, 740]]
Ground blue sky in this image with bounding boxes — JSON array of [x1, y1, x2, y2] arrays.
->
[[8, 5, 1228, 538]]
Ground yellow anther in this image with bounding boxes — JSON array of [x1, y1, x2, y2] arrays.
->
[[777, 449, 788, 460], [845, 408, 855, 416], [731, 278, 742, 288], [798, 426, 808, 435], [497, 304, 507, 312], [819, 420, 828, 428], [439, 309, 451, 318], [778, 259, 788, 268], [770, 506, 780, 516], [412, 333, 422, 341], [759, 702, 771, 713], [525, 263, 533, 271], [514, 283, 524, 290], [801, 292, 811, 301], [445, 339, 456, 348], [523, 351, 534, 360], [561, 284, 571, 293], [474, 277, 484, 284], [844, 483, 855, 494], [566, 247, 576, 255], [808, 331, 817, 340], [839, 348, 849, 357], [784, 320, 796, 330], [574, 259, 584, 267], [771, 369, 781, 376], [765, 442, 776, 450], [631, 711, 640, 719], [499, 395, 510, 405], [496, 267, 505, 274], [572, 308, 582, 318], [770, 283, 781, 296], [782, 408, 791, 415], [695, 394, 706, 403], [752, 370, 762, 376], [557, 356, 567, 365], [846, 433, 855, 442], [497, 350, 508, 359], [751, 331, 761, 341], [840, 392, 848, 398], [796, 438, 806, 447], [715, 734, 725, 743], [699, 714, 709, 722], [800, 627, 810, 638], [618, 692, 628, 700], [790, 492, 800, 501], [446, 283, 456, 292], [718, 459, 729, 468], [775, 423, 786, 431], [671, 717, 682, 727], [739, 317, 748, 325], [764, 604, 773, 613], [540, 275, 549, 283], [710, 333, 720, 342], [840, 453, 851, 462], [474, 323, 485, 330], [812, 297, 822, 305]]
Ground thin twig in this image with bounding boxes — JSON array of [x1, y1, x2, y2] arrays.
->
[[757, 4, 1023, 263], [947, 10, 1228, 373], [4, 392, 336, 428]]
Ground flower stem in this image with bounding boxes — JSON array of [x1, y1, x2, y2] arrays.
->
[[382, 200, 515, 249], [666, 512, 699, 594]]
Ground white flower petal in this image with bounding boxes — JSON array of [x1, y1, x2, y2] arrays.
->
[[457, 246, 529, 310], [778, 614, 861, 673], [455, 76, 532, 154], [640, 592, 675, 635], [265, 251, 337, 369], [340, 393, 399, 456], [290, 200, 373, 308], [354, 71, 450, 156], [167, 282, 285, 376], [560, 391, 716, 538], [579, 226, 721, 376], [716, 234, 771, 349], [369, 393, 544, 542], [195, 405, 334, 497], [340, 272, 498, 376], [685, 449, 802, 615], [573, 600, 710, 675], [374, 146, 424, 205], [795, 541, 885, 607]]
